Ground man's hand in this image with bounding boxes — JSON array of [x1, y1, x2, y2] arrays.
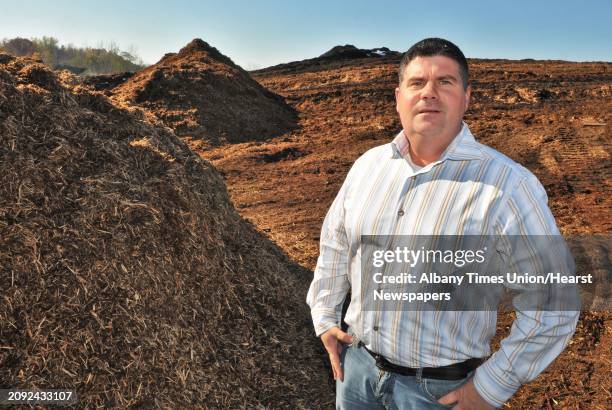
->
[[438, 378, 495, 410], [320, 326, 353, 381]]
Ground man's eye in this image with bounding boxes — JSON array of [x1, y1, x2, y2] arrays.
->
[[409, 81, 423, 87], [440, 79, 452, 85]]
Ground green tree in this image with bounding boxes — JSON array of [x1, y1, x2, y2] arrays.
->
[[1, 36, 145, 75]]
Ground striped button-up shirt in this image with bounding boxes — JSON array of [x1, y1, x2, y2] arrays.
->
[[306, 123, 579, 407]]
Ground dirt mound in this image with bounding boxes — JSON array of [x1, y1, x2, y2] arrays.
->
[[0, 54, 332, 408], [82, 71, 134, 94], [319, 44, 398, 60], [320, 44, 369, 59], [111, 39, 297, 148], [252, 46, 400, 77]]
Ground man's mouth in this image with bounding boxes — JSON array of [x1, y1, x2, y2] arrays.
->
[[417, 108, 441, 114]]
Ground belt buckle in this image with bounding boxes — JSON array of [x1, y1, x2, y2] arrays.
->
[[372, 353, 388, 371]]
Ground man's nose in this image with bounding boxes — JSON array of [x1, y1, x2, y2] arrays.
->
[[421, 80, 438, 99]]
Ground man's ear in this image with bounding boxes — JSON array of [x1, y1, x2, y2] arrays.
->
[[464, 85, 471, 109], [395, 87, 400, 112]]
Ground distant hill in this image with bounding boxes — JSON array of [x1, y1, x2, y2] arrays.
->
[[0, 36, 145, 75], [251, 44, 401, 75], [319, 44, 399, 59]]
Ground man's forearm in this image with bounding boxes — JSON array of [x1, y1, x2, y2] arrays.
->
[[472, 309, 579, 407]]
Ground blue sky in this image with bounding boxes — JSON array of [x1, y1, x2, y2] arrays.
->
[[1, 0, 610, 69]]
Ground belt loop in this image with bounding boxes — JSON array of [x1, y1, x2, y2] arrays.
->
[[416, 367, 423, 382], [348, 328, 360, 348]]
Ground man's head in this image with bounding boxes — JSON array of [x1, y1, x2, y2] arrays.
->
[[399, 38, 469, 89], [395, 38, 471, 144]]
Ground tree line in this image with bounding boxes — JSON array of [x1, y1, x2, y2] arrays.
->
[[0, 36, 146, 75]]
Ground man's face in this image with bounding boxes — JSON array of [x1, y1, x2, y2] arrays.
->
[[395, 55, 471, 141]]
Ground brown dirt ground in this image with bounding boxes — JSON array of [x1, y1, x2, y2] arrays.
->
[[195, 56, 611, 409]]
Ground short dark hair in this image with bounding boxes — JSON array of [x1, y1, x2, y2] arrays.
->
[[399, 38, 469, 89]]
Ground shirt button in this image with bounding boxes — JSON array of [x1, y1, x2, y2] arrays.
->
[[373, 326, 379, 331], [398, 210, 405, 216]]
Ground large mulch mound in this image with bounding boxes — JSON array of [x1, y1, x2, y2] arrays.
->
[[0, 54, 333, 408], [110, 39, 297, 148]]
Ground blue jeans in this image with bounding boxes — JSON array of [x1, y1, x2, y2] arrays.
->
[[337, 342, 474, 409]]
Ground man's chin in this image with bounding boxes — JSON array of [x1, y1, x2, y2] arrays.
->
[[411, 122, 443, 137]]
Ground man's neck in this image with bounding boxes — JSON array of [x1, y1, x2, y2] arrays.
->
[[405, 124, 463, 166]]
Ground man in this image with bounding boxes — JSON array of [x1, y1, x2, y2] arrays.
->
[[306, 38, 579, 409]]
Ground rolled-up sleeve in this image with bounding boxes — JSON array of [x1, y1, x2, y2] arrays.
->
[[306, 168, 355, 337], [473, 174, 580, 407]]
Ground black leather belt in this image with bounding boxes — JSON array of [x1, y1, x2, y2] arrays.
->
[[359, 341, 484, 380]]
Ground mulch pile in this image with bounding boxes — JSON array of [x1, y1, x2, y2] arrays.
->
[[319, 45, 399, 60], [110, 39, 297, 148], [82, 71, 134, 94], [0, 54, 332, 408]]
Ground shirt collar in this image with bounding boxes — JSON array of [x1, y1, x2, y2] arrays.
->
[[390, 122, 483, 162]]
